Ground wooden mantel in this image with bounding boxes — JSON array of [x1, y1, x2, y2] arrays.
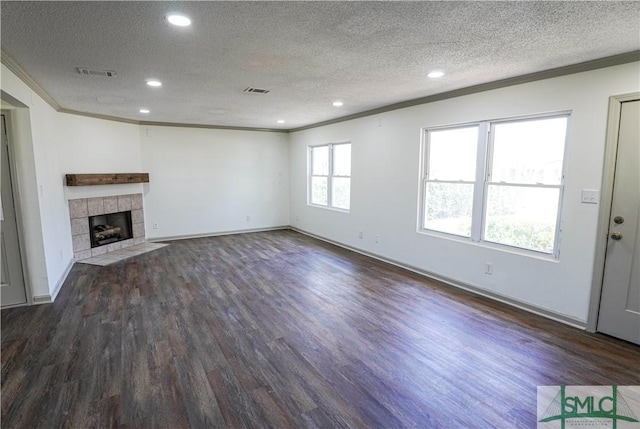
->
[[65, 173, 150, 186]]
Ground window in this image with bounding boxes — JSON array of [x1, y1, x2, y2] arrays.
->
[[419, 113, 568, 256], [309, 142, 351, 210], [422, 126, 478, 237]]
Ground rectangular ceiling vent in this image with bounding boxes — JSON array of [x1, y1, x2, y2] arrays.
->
[[77, 67, 117, 77], [243, 87, 270, 94]]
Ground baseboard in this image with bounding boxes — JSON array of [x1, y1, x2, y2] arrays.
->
[[32, 294, 52, 305], [147, 225, 289, 242], [0, 301, 30, 309], [51, 259, 74, 302], [289, 227, 587, 330], [32, 258, 74, 304]]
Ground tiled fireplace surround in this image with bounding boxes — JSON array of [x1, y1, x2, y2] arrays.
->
[[69, 193, 145, 260]]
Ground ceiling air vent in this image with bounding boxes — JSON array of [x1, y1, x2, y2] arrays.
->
[[243, 87, 270, 94], [77, 67, 117, 77]]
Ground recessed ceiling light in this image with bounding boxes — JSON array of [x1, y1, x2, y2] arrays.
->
[[166, 14, 191, 27], [146, 80, 162, 87], [139, 109, 150, 114], [332, 101, 344, 107], [277, 120, 285, 124], [428, 71, 445, 78]]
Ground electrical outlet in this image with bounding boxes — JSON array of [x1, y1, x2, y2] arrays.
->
[[358, 231, 364, 239], [375, 235, 379, 243], [484, 263, 493, 275], [152, 222, 159, 229], [246, 215, 251, 222]]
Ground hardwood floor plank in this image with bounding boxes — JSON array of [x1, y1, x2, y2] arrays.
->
[[249, 385, 300, 429], [174, 355, 226, 428], [2, 364, 56, 428], [206, 366, 267, 429], [2, 230, 639, 428], [86, 394, 121, 429]]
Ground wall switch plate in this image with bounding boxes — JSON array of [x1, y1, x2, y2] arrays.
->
[[581, 189, 599, 204], [358, 231, 364, 239]]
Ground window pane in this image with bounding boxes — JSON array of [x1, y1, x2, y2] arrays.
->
[[332, 177, 350, 210], [428, 126, 478, 181], [333, 144, 351, 176], [484, 185, 559, 253], [423, 182, 473, 237], [312, 146, 329, 175], [491, 117, 567, 185], [311, 177, 328, 205]]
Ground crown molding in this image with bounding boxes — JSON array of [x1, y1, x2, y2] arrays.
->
[[1, 50, 286, 132], [1, 50, 60, 111], [138, 120, 286, 133], [57, 108, 140, 125], [289, 50, 640, 132], [3, 49, 638, 134]]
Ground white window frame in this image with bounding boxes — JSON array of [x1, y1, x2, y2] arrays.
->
[[418, 112, 570, 258], [308, 141, 351, 211]]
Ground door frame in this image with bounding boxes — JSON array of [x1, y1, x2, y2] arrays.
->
[[1, 109, 33, 307], [586, 92, 640, 332]]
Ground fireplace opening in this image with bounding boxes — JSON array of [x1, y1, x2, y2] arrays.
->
[[89, 210, 133, 248]]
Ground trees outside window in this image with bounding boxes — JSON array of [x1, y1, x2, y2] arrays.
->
[[420, 114, 568, 256], [309, 142, 351, 211]]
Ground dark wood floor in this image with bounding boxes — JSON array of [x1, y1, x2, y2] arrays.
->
[[2, 230, 639, 428]]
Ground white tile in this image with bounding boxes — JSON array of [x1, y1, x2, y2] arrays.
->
[[132, 223, 145, 238], [72, 234, 91, 252], [131, 209, 144, 224], [71, 218, 90, 236], [105, 242, 122, 253], [118, 195, 132, 211], [120, 239, 135, 249], [69, 199, 88, 219], [131, 193, 143, 210], [87, 197, 105, 216], [104, 197, 118, 214], [91, 246, 107, 257], [76, 240, 168, 266], [74, 250, 92, 260]]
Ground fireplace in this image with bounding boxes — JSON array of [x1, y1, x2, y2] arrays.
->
[[69, 193, 146, 260], [89, 210, 133, 248]]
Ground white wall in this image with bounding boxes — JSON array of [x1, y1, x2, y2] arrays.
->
[[59, 114, 143, 200], [2, 64, 70, 300], [289, 62, 640, 324], [140, 126, 290, 240]]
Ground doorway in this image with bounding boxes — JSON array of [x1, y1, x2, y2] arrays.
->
[[1, 113, 27, 307], [591, 96, 640, 344]]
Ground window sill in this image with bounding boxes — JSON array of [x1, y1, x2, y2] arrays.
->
[[308, 203, 350, 214], [416, 228, 560, 262]]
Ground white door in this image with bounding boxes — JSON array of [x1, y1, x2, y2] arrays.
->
[[598, 99, 640, 344], [1, 114, 27, 307]]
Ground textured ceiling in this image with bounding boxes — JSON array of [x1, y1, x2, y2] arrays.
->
[[1, 1, 639, 130]]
